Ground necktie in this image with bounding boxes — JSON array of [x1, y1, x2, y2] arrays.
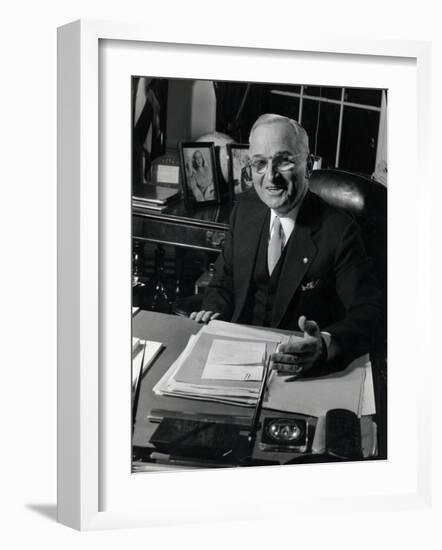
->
[[268, 216, 284, 275]]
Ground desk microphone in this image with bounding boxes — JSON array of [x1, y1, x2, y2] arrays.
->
[[244, 355, 272, 461]]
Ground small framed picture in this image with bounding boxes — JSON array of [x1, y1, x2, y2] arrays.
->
[[227, 143, 254, 200], [179, 142, 220, 207]]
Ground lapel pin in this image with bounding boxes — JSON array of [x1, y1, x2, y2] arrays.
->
[[303, 257, 308, 264]]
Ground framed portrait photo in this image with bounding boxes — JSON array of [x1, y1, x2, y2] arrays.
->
[[179, 142, 220, 207], [57, 18, 436, 533], [227, 143, 253, 200]]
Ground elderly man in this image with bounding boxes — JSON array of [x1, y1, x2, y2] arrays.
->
[[190, 114, 382, 376]]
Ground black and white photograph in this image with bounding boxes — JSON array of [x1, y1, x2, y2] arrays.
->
[[227, 143, 253, 198], [131, 76, 387, 473], [179, 142, 220, 207], [11, 0, 434, 538]]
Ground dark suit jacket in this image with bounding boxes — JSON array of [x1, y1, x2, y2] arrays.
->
[[202, 190, 382, 366]]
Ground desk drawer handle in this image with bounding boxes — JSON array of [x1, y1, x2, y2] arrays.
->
[[206, 230, 226, 247]]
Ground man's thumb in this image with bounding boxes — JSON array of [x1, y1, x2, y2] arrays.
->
[[298, 316, 320, 338]]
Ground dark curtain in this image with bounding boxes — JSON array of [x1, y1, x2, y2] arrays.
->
[[214, 82, 265, 143]]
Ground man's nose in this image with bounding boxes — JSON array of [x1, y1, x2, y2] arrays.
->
[[264, 160, 277, 182]]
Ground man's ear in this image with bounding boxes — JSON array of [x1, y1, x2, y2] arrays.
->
[[306, 154, 314, 178]]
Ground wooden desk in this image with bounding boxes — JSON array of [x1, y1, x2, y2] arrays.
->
[[132, 199, 232, 252], [132, 311, 251, 431], [132, 312, 255, 455], [132, 200, 233, 308], [132, 311, 377, 469]]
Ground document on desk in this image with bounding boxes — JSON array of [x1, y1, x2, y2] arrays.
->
[[204, 322, 374, 416], [153, 320, 374, 415], [153, 325, 283, 405], [175, 332, 276, 395], [265, 354, 371, 417], [201, 339, 266, 381]]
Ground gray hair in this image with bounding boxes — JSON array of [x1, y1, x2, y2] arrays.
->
[[249, 113, 309, 154]]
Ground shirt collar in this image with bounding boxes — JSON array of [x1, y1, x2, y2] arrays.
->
[[269, 188, 307, 243]]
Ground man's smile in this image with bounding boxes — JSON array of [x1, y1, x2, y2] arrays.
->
[[265, 185, 286, 194]]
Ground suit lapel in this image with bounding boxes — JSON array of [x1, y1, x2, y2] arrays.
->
[[271, 191, 320, 327], [232, 201, 268, 322]]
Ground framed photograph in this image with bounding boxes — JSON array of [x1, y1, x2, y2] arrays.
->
[[57, 19, 434, 532], [227, 143, 253, 199], [179, 142, 220, 207]]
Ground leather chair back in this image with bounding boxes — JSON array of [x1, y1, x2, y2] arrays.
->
[[309, 169, 387, 298]]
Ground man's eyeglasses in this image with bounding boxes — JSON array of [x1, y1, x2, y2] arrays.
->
[[250, 152, 308, 174]]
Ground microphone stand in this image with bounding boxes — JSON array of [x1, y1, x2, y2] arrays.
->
[[243, 355, 272, 465]]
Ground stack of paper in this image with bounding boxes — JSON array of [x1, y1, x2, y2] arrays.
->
[[153, 321, 375, 417], [154, 322, 292, 406], [132, 184, 180, 212], [202, 339, 266, 381]]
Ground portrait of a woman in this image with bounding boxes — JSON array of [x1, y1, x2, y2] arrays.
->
[[188, 150, 215, 202], [180, 142, 220, 207]]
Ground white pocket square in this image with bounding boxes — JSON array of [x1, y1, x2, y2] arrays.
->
[[301, 280, 320, 291]]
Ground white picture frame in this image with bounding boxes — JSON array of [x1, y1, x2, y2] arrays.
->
[[57, 19, 434, 531]]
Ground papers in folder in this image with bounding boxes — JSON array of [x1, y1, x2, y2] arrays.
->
[[153, 321, 375, 416], [202, 339, 266, 381], [154, 323, 284, 406]]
